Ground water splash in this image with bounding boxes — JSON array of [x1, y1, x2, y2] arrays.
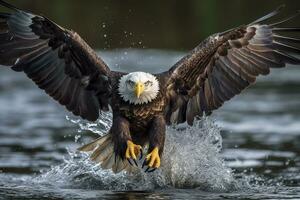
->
[[66, 111, 112, 135], [34, 116, 239, 191]]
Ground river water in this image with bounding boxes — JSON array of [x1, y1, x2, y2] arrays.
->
[[0, 49, 299, 199]]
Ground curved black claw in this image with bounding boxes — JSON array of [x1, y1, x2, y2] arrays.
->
[[142, 159, 148, 169], [127, 158, 138, 167], [147, 168, 157, 173], [144, 166, 157, 173], [144, 167, 150, 173], [139, 149, 143, 160], [127, 158, 133, 166]]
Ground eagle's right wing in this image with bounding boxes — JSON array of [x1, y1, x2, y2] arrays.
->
[[163, 6, 300, 125], [0, 0, 111, 121]]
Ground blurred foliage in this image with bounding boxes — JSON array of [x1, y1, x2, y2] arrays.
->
[[1, 0, 300, 50]]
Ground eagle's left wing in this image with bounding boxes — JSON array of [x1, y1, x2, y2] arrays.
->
[[162, 6, 300, 125]]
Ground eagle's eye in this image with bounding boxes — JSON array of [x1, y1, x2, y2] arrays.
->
[[144, 81, 153, 87], [126, 80, 135, 87]]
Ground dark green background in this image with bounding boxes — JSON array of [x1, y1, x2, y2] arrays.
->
[[1, 0, 300, 50]]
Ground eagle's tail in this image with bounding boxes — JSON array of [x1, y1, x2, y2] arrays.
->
[[78, 133, 133, 174]]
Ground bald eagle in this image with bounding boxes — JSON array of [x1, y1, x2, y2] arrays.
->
[[0, 1, 300, 173]]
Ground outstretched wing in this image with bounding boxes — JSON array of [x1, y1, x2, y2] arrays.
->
[[0, 1, 112, 121], [163, 6, 300, 125]]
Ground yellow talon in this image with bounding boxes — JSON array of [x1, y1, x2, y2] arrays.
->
[[125, 140, 142, 160], [145, 147, 161, 168]]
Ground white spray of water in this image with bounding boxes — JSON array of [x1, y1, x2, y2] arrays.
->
[[35, 116, 239, 191], [66, 111, 112, 135]]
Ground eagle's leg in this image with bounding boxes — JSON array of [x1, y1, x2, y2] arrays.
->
[[111, 115, 141, 167], [143, 115, 166, 172]]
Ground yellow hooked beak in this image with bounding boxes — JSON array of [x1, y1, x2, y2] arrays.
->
[[134, 82, 145, 98]]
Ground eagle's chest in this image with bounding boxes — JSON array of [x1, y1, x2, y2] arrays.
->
[[119, 95, 165, 127]]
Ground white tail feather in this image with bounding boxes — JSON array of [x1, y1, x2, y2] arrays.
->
[[78, 133, 132, 174]]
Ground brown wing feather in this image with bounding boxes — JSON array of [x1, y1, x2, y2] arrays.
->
[[0, 1, 112, 121], [163, 7, 300, 125]]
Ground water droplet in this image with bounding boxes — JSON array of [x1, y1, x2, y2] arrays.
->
[[75, 135, 81, 143]]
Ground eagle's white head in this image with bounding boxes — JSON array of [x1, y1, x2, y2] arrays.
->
[[118, 72, 160, 105]]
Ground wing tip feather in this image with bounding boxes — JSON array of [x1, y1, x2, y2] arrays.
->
[[249, 4, 285, 26], [0, 0, 19, 11]]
